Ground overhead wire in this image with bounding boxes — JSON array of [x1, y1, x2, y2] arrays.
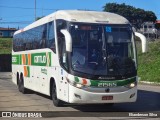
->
[[0, 22, 32, 24], [0, 5, 57, 26], [0, 5, 58, 11]]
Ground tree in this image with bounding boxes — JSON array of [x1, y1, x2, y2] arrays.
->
[[103, 3, 157, 28], [36, 16, 44, 21]]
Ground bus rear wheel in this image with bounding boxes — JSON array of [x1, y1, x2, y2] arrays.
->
[[52, 81, 63, 107], [18, 74, 27, 94]]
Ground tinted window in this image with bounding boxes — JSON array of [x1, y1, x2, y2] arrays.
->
[[47, 22, 56, 53], [13, 21, 56, 52]]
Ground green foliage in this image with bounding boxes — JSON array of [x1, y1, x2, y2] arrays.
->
[[0, 38, 12, 54], [36, 16, 44, 21], [103, 3, 157, 28], [137, 40, 160, 83]]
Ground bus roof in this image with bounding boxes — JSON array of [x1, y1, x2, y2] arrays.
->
[[14, 10, 129, 35]]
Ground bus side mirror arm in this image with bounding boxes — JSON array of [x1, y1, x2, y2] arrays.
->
[[60, 29, 72, 52], [134, 32, 147, 53]]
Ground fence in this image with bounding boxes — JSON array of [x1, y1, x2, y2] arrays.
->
[[0, 54, 11, 72]]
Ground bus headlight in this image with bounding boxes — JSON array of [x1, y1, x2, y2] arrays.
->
[[130, 83, 136, 88], [75, 83, 83, 88], [125, 81, 137, 88], [66, 77, 86, 89]]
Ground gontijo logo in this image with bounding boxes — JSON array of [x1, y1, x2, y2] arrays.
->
[[34, 55, 46, 63], [31, 52, 51, 66]]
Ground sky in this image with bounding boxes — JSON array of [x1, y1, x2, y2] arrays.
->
[[0, 0, 160, 29]]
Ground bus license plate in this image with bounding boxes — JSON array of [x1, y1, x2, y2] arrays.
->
[[102, 96, 113, 100]]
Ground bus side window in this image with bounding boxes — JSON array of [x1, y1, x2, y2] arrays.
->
[[47, 22, 56, 53], [40, 24, 47, 48], [13, 36, 18, 52], [30, 27, 39, 50]]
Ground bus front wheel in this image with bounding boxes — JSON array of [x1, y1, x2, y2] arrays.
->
[[52, 81, 63, 107]]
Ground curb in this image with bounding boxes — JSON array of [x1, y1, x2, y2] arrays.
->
[[139, 81, 160, 86], [0, 72, 12, 79]]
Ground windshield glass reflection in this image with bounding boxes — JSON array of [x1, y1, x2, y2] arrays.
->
[[70, 23, 136, 78]]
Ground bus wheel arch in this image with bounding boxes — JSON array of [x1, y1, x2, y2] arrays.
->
[[50, 77, 63, 107]]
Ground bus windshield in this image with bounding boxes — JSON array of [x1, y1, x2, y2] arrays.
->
[[69, 23, 136, 78]]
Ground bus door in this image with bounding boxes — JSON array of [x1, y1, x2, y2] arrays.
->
[[58, 68, 69, 102], [39, 66, 48, 94], [34, 66, 48, 94]]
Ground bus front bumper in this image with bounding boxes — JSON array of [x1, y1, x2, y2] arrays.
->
[[68, 85, 137, 104]]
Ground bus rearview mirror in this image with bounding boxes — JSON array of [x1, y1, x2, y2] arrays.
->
[[60, 29, 72, 52], [134, 32, 147, 53]]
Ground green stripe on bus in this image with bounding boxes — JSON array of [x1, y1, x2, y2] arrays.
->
[[12, 52, 51, 66], [25, 54, 28, 65], [74, 76, 136, 87], [90, 77, 136, 87], [20, 54, 22, 65], [12, 55, 20, 64]]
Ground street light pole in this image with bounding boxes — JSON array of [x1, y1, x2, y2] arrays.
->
[[35, 0, 36, 21]]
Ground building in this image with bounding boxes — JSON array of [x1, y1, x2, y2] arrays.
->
[[155, 20, 160, 29], [138, 22, 159, 40], [0, 27, 17, 38], [139, 22, 156, 34]]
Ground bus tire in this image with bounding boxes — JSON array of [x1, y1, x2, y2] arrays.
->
[[17, 73, 19, 86], [52, 81, 63, 107], [18, 74, 27, 94]]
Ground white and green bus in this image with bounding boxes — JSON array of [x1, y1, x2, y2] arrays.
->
[[12, 10, 146, 107]]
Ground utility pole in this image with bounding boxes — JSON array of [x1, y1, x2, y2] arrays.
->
[[35, 0, 36, 21]]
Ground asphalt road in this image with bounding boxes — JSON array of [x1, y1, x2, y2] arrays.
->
[[0, 72, 160, 119]]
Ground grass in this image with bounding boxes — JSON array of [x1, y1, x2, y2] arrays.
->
[[0, 38, 12, 54], [137, 40, 160, 83]]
